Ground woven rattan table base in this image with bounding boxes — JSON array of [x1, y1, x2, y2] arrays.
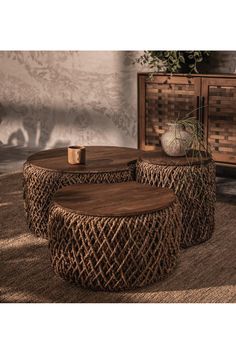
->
[[48, 201, 181, 291], [136, 160, 216, 248], [23, 162, 135, 239]]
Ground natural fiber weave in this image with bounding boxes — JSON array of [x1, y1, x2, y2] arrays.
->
[[48, 201, 182, 291], [136, 160, 216, 248], [23, 161, 135, 239]]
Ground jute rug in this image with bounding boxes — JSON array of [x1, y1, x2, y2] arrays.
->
[[0, 172, 235, 303]]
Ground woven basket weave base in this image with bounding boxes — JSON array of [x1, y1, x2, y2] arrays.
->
[[23, 162, 135, 239], [48, 201, 181, 291], [136, 160, 216, 248]]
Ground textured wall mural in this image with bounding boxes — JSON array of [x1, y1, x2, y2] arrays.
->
[[0, 51, 235, 150]]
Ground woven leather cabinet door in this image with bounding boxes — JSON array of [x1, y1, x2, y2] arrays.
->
[[138, 74, 201, 151], [202, 78, 236, 165]]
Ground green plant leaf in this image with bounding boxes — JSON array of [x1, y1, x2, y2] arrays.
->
[[135, 51, 211, 74]]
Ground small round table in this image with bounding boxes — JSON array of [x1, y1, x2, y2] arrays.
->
[[137, 151, 216, 248], [23, 146, 140, 238], [48, 181, 181, 291]]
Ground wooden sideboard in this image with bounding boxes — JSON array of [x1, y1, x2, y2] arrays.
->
[[138, 73, 236, 166]]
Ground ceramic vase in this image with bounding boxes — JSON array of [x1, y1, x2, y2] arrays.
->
[[161, 123, 192, 157]]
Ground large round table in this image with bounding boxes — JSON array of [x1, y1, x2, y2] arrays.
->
[[23, 146, 140, 238], [48, 181, 181, 291]]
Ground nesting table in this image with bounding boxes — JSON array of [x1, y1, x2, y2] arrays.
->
[[23, 146, 140, 238], [23, 146, 216, 247], [137, 151, 216, 247], [48, 182, 181, 291], [23, 145, 216, 291]]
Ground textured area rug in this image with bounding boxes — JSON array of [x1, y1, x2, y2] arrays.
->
[[0, 172, 236, 303]]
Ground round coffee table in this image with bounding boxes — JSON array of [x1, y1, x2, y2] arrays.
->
[[23, 146, 140, 238], [48, 181, 181, 291], [137, 151, 216, 248]]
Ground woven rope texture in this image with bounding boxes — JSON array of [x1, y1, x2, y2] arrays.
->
[[23, 162, 135, 239], [136, 160, 216, 248], [48, 201, 181, 291]]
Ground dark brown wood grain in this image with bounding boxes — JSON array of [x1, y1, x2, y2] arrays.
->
[[53, 181, 176, 217], [138, 73, 236, 79], [27, 146, 141, 173]]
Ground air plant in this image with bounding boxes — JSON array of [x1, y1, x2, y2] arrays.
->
[[167, 105, 212, 161]]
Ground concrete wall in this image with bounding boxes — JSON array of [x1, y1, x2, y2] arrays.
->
[[0, 51, 143, 149], [0, 51, 235, 150]]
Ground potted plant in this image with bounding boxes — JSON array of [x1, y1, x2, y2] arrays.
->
[[135, 50, 211, 75], [160, 106, 210, 158]]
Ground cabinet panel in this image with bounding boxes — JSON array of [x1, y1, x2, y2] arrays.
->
[[202, 78, 236, 165], [138, 74, 201, 150]]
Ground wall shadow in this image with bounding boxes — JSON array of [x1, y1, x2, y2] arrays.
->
[[0, 101, 131, 152], [201, 51, 236, 74]]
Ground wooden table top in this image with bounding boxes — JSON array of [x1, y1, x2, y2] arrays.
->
[[27, 146, 141, 173], [139, 149, 212, 166], [53, 181, 176, 217], [26, 146, 212, 173]]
